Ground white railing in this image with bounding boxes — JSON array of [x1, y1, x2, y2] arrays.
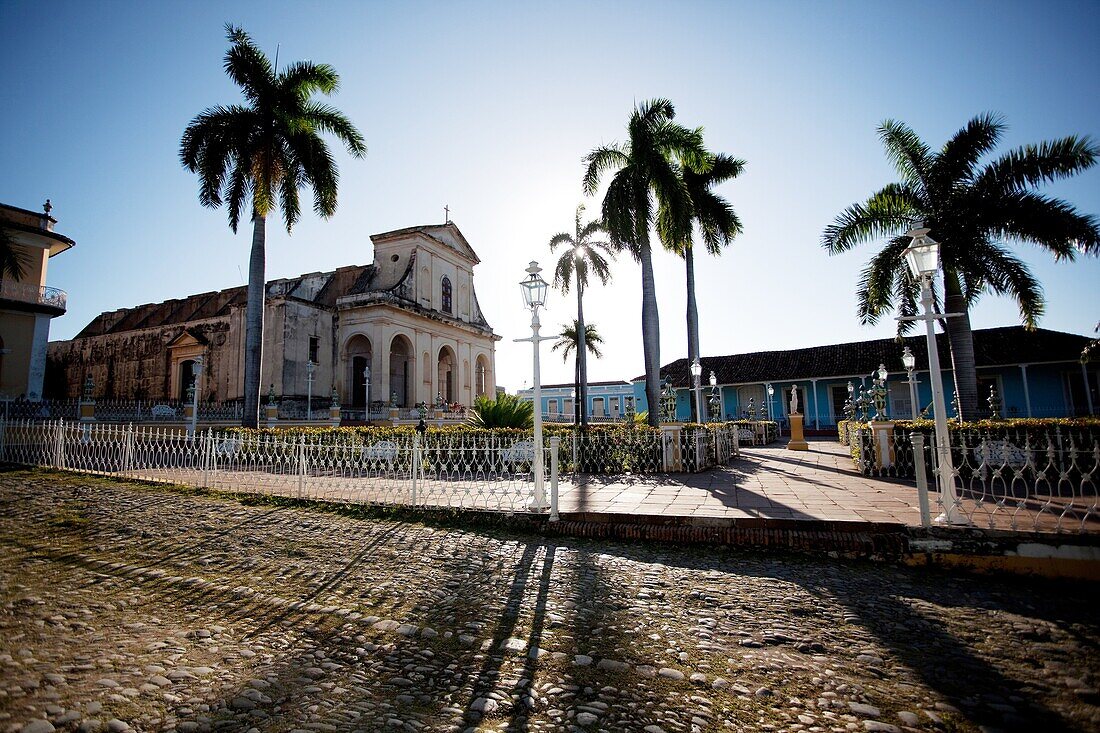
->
[[0, 280, 67, 310], [0, 419, 548, 514], [857, 426, 1099, 533]]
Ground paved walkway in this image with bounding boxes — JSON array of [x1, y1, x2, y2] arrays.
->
[[557, 440, 1097, 533]]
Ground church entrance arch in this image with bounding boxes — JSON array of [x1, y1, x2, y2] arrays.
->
[[344, 335, 372, 409], [390, 334, 413, 407], [437, 345, 456, 404]]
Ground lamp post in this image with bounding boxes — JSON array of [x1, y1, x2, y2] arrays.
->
[[363, 364, 371, 418], [871, 364, 889, 421], [901, 346, 919, 420], [766, 383, 775, 423], [570, 387, 577, 425], [189, 356, 203, 436], [306, 360, 316, 421], [708, 370, 721, 422], [845, 381, 855, 421], [900, 223, 968, 525], [690, 358, 703, 423], [516, 261, 552, 511]]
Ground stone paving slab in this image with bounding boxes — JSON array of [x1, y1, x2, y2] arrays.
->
[[1, 469, 1099, 733]]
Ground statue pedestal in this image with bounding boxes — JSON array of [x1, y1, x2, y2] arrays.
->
[[329, 406, 341, 424], [79, 399, 96, 423], [869, 421, 895, 469], [787, 413, 809, 451], [659, 425, 683, 471], [265, 404, 278, 426]]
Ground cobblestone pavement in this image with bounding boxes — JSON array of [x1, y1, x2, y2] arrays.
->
[[1, 469, 1098, 733]]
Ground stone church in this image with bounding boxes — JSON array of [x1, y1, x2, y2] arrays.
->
[[46, 222, 499, 410]]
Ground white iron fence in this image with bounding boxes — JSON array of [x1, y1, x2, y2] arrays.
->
[[856, 425, 1099, 533], [0, 420, 742, 517]]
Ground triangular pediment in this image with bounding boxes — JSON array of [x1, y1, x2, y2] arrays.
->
[[166, 329, 207, 349], [371, 222, 480, 264]]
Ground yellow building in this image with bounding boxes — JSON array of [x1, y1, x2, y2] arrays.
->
[[0, 202, 74, 400]]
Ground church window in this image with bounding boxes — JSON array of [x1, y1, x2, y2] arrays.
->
[[441, 276, 452, 314]]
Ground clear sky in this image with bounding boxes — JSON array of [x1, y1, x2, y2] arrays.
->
[[3, 0, 1098, 392]]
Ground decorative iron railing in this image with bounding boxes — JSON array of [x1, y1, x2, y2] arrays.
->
[[852, 424, 1098, 533], [0, 280, 67, 310]]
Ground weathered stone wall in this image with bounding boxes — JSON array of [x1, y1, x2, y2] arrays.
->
[[46, 317, 235, 401]]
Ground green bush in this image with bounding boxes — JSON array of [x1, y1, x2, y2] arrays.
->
[[468, 393, 534, 429]]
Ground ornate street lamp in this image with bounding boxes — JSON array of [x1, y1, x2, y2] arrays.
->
[[660, 376, 678, 423], [690, 358, 703, 422], [189, 355, 203, 436], [900, 223, 967, 524], [766, 383, 775, 422], [988, 385, 1002, 419], [306, 360, 316, 421], [515, 261, 552, 511], [363, 364, 371, 416], [871, 363, 889, 421], [901, 346, 919, 420], [844, 380, 856, 421], [708, 370, 721, 422]]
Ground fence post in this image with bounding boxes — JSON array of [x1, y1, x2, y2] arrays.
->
[[124, 424, 135, 475], [912, 432, 931, 528], [549, 436, 560, 522], [411, 433, 419, 506], [53, 419, 66, 470], [297, 437, 306, 498], [202, 430, 212, 489], [571, 431, 578, 472]]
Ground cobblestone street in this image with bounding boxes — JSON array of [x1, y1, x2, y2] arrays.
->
[[1, 469, 1097, 733]]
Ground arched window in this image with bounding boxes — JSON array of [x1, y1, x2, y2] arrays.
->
[[441, 276, 452, 314]]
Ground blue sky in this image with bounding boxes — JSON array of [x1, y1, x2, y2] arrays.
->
[[2, 0, 1098, 391]]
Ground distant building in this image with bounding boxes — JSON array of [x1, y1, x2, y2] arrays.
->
[[46, 222, 500, 409], [518, 380, 635, 421], [634, 326, 1098, 427], [0, 201, 74, 400]]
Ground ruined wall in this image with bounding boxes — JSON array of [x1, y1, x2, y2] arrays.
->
[[46, 316, 234, 401]]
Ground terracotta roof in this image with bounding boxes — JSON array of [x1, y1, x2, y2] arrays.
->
[[636, 327, 1092, 387]]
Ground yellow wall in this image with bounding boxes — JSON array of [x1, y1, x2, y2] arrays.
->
[[0, 310, 37, 397]]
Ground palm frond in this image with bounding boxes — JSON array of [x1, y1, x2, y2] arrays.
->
[[976, 135, 1099, 193], [985, 190, 1100, 259], [935, 112, 1005, 187], [582, 145, 629, 195], [878, 119, 932, 186]]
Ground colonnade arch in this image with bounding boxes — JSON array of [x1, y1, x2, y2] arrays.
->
[[343, 334, 372, 408]]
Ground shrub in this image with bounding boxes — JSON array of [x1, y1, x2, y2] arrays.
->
[[471, 393, 534, 429]]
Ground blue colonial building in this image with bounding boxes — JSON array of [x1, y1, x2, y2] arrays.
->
[[633, 326, 1097, 430], [518, 380, 636, 422]]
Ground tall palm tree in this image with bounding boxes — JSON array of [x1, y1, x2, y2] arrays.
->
[[583, 99, 708, 426], [823, 113, 1099, 418], [181, 24, 366, 427], [553, 320, 605, 424], [549, 205, 614, 427], [659, 152, 744, 420]]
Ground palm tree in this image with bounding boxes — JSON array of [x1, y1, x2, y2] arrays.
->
[[583, 98, 708, 426], [823, 113, 1099, 418], [549, 206, 614, 427], [553, 320, 604, 425], [658, 152, 744, 420], [180, 24, 366, 428], [0, 227, 29, 281]]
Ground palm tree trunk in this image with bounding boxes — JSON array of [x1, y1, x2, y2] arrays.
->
[[639, 236, 662, 427], [573, 356, 580, 426], [685, 243, 700, 421], [577, 281, 588, 428], [241, 214, 266, 428], [943, 269, 978, 421]]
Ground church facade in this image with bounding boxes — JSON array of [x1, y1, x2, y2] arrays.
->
[[46, 222, 499, 410]]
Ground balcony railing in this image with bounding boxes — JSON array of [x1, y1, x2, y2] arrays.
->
[[0, 280, 67, 311]]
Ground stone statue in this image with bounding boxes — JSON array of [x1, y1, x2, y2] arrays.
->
[[789, 384, 800, 415]]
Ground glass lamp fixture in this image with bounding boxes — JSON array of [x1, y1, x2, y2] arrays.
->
[[902, 222, 941, 278], [901, 346, 916, 372], [519, 261, 548, 310]]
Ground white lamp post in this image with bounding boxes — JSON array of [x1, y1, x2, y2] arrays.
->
[[306, 360, 316, 421], [901, 346, 918, 420], [570, 387, 577, 425], [189, 355, 203, 437], [766, 383, 775, 422], [900, 223, 968, 525], [690, 358, 703, 423], [516, 261, 552, 511], [363, 364, 371, 418]]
